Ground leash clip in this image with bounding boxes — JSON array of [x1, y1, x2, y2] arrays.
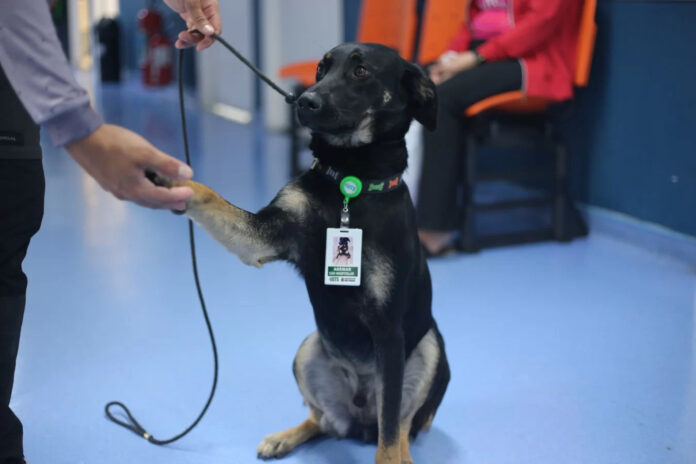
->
[[341, 200, 350, 228]]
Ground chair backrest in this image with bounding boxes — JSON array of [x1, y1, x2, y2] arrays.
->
[[416, 0, 467, 65], [574, 0, 597, 87], [357, 0, 418, 60]]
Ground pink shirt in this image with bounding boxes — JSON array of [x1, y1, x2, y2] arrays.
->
[[470, 0, 511, 40]]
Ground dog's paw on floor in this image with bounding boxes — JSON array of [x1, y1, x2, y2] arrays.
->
[[257, 433, 297, 460]]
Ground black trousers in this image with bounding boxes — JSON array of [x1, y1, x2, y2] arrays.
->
[[0, 66, 44, 463], [416, 59, 522, 231]]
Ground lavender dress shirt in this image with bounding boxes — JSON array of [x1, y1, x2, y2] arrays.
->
[[0, 0, 103, 148]]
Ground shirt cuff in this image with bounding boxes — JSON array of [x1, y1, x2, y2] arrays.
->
[[43, 102, 103, 147], [476, 41, 506, 62]]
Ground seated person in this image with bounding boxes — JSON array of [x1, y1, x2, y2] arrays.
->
[[417, 0, 582, 255]]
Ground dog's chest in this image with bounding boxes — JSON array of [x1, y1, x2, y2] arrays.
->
[[278, 181, 416, 327]]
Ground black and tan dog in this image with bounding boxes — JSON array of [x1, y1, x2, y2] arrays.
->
[[157, 43, 450, 464]]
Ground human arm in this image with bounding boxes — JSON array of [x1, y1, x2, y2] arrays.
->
[[0, 0, 193, 209], [67, 125, 194, 210], [0, 0, 103, 147], [430, 0, 568, 83], [429, 51, 480, 85], [429, 5, 478, 84], [447, 23, 473, 55]]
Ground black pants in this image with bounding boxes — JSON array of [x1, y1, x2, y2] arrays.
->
[[416, 59, 522, 231], [0, 66, 44, 464]]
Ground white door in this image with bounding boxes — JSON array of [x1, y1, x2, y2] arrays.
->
[[261, 0, 343, 131], [197, 0, 255, 123]]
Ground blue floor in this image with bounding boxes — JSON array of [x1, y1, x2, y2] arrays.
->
[[13, 80, 696, 464]]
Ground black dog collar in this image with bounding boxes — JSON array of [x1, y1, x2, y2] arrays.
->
[[311, 158, 405, 194]]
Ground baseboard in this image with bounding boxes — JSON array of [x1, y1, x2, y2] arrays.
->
[[581, 205, 696, 269]]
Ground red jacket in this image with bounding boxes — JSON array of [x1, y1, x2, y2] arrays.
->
[[448, 0, 582, 101]]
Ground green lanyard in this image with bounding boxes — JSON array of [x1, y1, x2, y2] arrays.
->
[[339, 176, 362, 228]]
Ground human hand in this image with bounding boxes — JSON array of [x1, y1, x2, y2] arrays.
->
[[163, 0, 221, 51], [66, 124, 194, 210], [429, 51, 479, 85]]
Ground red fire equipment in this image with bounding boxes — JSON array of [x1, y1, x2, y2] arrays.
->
[[138, 5, 173, 87]]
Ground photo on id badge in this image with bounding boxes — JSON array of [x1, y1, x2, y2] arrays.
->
[[333, 236, 353, 265], [325, 228, 361, 286]]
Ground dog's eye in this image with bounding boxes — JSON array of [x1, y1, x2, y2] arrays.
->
[[353, 65, 369, 78], [316, 64, 325, 81]]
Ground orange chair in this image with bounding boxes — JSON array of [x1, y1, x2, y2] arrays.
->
[[417, 0, 467, 66], [281, 0, 418, 176], [417, 0, 597, 251]]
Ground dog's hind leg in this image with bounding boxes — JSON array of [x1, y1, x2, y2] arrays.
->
[[420, 414, 434, 431], [371, 329, 405, 464], [292, 332, 357, 437], [258, 332, 359, 459], [257, 411, 322, 460], [408, 324, 450, 438], [399, 426, 414, 464], [395, 327, 446, 464]]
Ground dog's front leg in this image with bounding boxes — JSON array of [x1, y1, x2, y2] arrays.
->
[[175, 180, 296, 267], [371, 327, 406, 464]]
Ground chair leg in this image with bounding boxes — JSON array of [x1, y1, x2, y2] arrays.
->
[[461, 134, 478, 252], [552, 140, 569, 241]]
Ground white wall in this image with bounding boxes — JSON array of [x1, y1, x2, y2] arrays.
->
[[90, 0, 119, 21], [67, 0, 118, 70], [67, 0, 92, 69], [261, 0, 343, 131], [197, 1, 255, 122]]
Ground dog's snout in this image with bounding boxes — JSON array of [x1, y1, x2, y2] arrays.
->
[[297, 92, 322, 112]]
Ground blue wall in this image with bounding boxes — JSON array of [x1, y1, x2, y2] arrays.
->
[[343, 0, 361, 41], [345, 0, 696, 237], [560, 0, 696, 236], [116, 0, 141, 73]]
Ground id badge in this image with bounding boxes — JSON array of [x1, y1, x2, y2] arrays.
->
[[325, 228, 362, 286]]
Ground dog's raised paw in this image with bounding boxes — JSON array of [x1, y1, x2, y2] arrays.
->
[[144, 170, 187, 214], [257, 433, 295, 460]]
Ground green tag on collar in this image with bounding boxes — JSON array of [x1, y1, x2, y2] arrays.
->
[[340, 176, 362, 203]]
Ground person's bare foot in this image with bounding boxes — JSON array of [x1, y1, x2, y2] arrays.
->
[[418, 230, 455, 255]]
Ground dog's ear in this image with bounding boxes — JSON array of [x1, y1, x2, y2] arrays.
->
[[402, 62, 438, 131]]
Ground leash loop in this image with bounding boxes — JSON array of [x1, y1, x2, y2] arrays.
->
[[105, 401, 153, 442]]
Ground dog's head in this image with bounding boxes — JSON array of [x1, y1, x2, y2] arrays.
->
[[295, 43, 437, 147]]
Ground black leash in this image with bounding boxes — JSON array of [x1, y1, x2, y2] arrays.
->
[[105, 32, 296, 445], [210, 33, 297, 105]]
